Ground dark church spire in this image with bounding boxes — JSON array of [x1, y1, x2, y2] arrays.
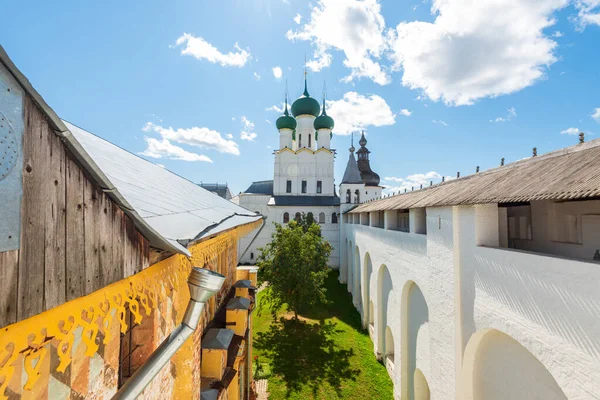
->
[[356, 131, 380, 186]]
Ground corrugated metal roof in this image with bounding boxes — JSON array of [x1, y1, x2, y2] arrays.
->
[[351, 139, 600, 213], [67, 122, 262, 252]]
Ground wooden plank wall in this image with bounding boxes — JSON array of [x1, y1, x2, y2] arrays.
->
[[0, 96, 150, 327]]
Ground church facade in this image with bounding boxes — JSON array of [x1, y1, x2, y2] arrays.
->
[[236, 76, 382, 267]]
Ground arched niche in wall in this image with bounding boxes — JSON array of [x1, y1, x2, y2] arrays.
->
[[362, 252, 373, 328], [347, 240, 353, 295], [460, 329, 566, 400], [353, 246, 361, 306], [401, 280, 430, 400]]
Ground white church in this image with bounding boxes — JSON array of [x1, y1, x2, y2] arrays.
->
[[235, 75, 382, 267]]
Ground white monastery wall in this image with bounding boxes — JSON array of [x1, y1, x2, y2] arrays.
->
[[341, 203, 600, 400]]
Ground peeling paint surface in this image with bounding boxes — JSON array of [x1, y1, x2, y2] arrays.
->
[[0, 62, 23, 251]]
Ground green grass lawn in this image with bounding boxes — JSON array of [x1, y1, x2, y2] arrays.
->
[[252, 270, 394, 399]]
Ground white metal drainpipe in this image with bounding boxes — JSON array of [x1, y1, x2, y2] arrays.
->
[[112, 267, 225, 400]]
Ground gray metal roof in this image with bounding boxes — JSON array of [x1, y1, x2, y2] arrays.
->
[[341, 150, 363, 184], [226, 297, 251, 310], [352, 138, 600, 213], [244, 180, 273, 195], [198, 182, 232, 200], [268, 195, 340, 206], [202, 328, 235, 350], [66, 122, 262, 253], [200, 389, 219, 400], [234, 279, 252, 289]]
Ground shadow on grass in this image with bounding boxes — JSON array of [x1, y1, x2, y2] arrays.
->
[[254, 317, 360, 398], [300, 271, 365, 333]]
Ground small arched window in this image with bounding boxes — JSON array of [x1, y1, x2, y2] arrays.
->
[[295, 212, 301, 222], [332, 213, 338, 224], [283, 212, 290, 223], [354, 189, 360, 204], [250, 252, 254, 260], [346, 189, 351, 203], [307, 212, 314, 221], [319, 212, 325, 224]]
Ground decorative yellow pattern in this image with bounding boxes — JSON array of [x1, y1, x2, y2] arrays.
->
[[0, 220, 261, 400]]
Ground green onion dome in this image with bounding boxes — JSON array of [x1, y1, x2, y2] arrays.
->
[[291, 78, 321, 118], [314, 101, 334, 131], [276, 100, 297, 130]]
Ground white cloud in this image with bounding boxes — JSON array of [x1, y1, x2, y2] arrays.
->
[[592, 108, 600, 122], [173, 33, 250, 67], [574, 0, 600, 28], [387, 0, 566, 105], [143, 122, 240, 155], [400, 109, 412, 116], [286, 0, 390, 85], [432, 120, 448, 126], [326, 92, 396, 135], [490, 107, 517, 123], [140, 138, 213, 163], [294, 13, 302, 24], [272, 66, 283, 79], [253, 72, 261, 80], [266, 103, 286, 113], [226, 133, 233, 139], [265, 119, 272, 124], [552, 30, 564, 37], [561, 127, 580, 135], [382, 171, 454, 194], [241, 132, 257, 141], [240, 116, 257, 141], [266, 145, 272, 149]]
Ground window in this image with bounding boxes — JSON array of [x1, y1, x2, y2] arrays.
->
[[307, 212, 314, 223], [286, 180, 292, 193], [250, 252, 254, 260], [283, 212, 290, 223], [346, 189, 351, 203], [317, 181, 322, 194], [398, 210, 409, 232], [319, 212, 325, 224], [332, 213, 338, 224], [506, 204, 533, 241], [299, 134, 302, 148], [301, 180, 307, 193], [295, 212, 301, 222], [354, 189, 360, 204], [308, 134, 312, 148]]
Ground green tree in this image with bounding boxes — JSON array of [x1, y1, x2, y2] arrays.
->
[[257, 214, 332, 318]]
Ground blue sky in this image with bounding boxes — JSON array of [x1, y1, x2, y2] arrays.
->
[[2, 0, 600, 194]]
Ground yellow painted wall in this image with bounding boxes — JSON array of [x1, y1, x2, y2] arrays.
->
[[0, 221, 261, 400], [226, 309, 248, 336]]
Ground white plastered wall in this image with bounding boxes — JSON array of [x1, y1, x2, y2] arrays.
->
[[342, 203, 600, 400]]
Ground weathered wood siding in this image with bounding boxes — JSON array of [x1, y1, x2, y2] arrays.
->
[[0, 95, 150, 327]]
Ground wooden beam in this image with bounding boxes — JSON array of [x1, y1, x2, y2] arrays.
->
[[17, 98, 46, 320], [0, 250, 18, 326], [65, 155, 85, 301], [43, 120, 66, 309]]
